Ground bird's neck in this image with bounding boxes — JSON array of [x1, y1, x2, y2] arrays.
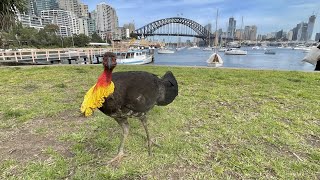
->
[[96, 69, 112, 86]]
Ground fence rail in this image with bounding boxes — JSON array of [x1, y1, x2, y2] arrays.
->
[[0, 48, 125, 64]]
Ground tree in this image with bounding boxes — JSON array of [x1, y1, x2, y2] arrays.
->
[[0, 0, 28, 31], [73, 34, 90, 47], [91, 32, 104, 43]]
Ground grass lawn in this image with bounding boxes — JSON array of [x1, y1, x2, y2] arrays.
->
[[0, 65, 319, 179]]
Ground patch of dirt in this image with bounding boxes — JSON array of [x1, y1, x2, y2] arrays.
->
[[0, 111, 87, 164], [305, 134, 320, 148]]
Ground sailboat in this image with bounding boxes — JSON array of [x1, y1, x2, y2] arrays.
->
[[225, 16, 247, 55], [207, 9, 223, 67], [203, 23, 213, 51]]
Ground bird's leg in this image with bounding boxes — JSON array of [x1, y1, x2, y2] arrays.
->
[[139, 115, 152, 156], [108, 117, 129, 164]]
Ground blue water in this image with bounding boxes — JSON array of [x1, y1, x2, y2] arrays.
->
[[153, 47, 315, 71]]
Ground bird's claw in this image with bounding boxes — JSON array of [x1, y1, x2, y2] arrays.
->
[[107, 152, 126, 165]]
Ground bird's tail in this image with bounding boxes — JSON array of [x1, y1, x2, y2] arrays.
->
[[157, 71, 178, 106]]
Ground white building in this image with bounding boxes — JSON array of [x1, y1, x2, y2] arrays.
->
[[57, 0, 80, 17], [17, 13, 53, 30], [41, 9, 78, 37], [96, 2, 119, 40]]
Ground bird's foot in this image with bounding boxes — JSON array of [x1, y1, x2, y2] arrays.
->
[[107, 152, 126, 165]]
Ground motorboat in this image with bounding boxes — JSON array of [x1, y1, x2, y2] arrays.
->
[[157, 48, 175, 54], [224, 48, 247, 55], [218, 47, 228, 52], [115, 50, 153, 65], [203, 46, 213, 51], [264, 49, 276, 55], [207, 52, 223, 67], [252, 46, 260, 50]]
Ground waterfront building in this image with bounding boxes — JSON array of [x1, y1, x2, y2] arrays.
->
[[34, 0, 59, 16], [27, 0, 37, 15], [249, 25, 257, 41], [307, 15, 316, 41], [244, 26, 250, 40], [287, 30, 293, 41], [57, 0, 80, 17], [96, 2, 119, 40], [79, 3, 89, 17], [227, 17, 236, 39], [17, 13, 53, 30], [87, 12, 96, 37], [41, 9, 78, 36], [123, 23, 135, 36], [315, 33, 320, 41], [235, 29, 242, 40], [78, 17, 88, 36], [297, 22, 308, 41]]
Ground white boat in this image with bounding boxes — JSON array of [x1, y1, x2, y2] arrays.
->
[[207, 52, 223, 67], [207, 9, 223, 68], [218, 47, 228, 52], [203, 46, 213, 51], [115, 50, 153, 65], [157, 48, 175, 54], [225, 48, 247, 55], [188, 45, 200, 50], [252, 46, 260, 50]]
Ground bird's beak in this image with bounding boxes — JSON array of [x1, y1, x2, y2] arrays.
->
[[107, 57, 112, 70]]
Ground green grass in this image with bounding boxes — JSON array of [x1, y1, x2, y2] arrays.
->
[[0, 65, 319, 179]]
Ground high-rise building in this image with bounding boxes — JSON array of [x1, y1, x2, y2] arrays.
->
[[204, 23, 212, 33], [227, 17, 236, 39], [315, 33, 320, 41], [297, 22, 308, 41], [249, 25, 257, 41], [244, 26, 250, 40], [17, 14, 53, 30], [41, 9, 78, 36], [79, 3, 88, 17], [27, 0, 37, 15], [57, 0, 80, 17], [307, 15, 316, 40], [96, 3, 119, 40], [34, 0, 59, 16], [87, 12, 96, 37], [287, 30, 293, 41]]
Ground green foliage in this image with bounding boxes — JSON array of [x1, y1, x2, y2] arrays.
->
[[1, 24, 91, 48], [0, 0, 28, 31], [91, 32, 105, 43], [73, 34, 90, 47]]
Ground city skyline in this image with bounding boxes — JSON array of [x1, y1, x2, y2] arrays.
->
[[82, 0, 320, 39]]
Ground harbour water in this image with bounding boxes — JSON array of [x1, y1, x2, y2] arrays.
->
[[152, 47, 315, 71]]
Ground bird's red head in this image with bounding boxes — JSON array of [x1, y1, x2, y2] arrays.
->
[[103, 52, 117, 71]]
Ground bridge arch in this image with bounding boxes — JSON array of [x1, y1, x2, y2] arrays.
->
[[135, 17, 213, 40]]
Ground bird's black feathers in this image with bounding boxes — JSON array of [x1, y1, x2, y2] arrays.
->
[[98, 71, 178, 117]]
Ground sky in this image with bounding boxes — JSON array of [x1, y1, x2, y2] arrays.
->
[[82, 0, 320, 39]]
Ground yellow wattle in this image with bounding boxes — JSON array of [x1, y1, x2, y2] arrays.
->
[[80, 81, 115, 117]]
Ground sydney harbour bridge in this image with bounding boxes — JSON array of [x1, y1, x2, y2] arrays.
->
[[134, 17, 233, 45]]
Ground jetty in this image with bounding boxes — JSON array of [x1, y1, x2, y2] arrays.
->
[[0, 48, 126, 65]]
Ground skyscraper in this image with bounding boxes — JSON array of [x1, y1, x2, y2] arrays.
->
[[34, 0, 59, 16], [315, 33, 320, 41], [57, 0, 80, 17], [249, 25, 257, 41], [307, 15, 316, 40], [96, 2, 119, 40], [297, 22, 308, 41], [227, 17, 236, 39]]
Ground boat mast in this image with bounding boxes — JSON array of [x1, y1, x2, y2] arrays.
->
[[214, 9, 219, 52], [240, 16, 243, 47]]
